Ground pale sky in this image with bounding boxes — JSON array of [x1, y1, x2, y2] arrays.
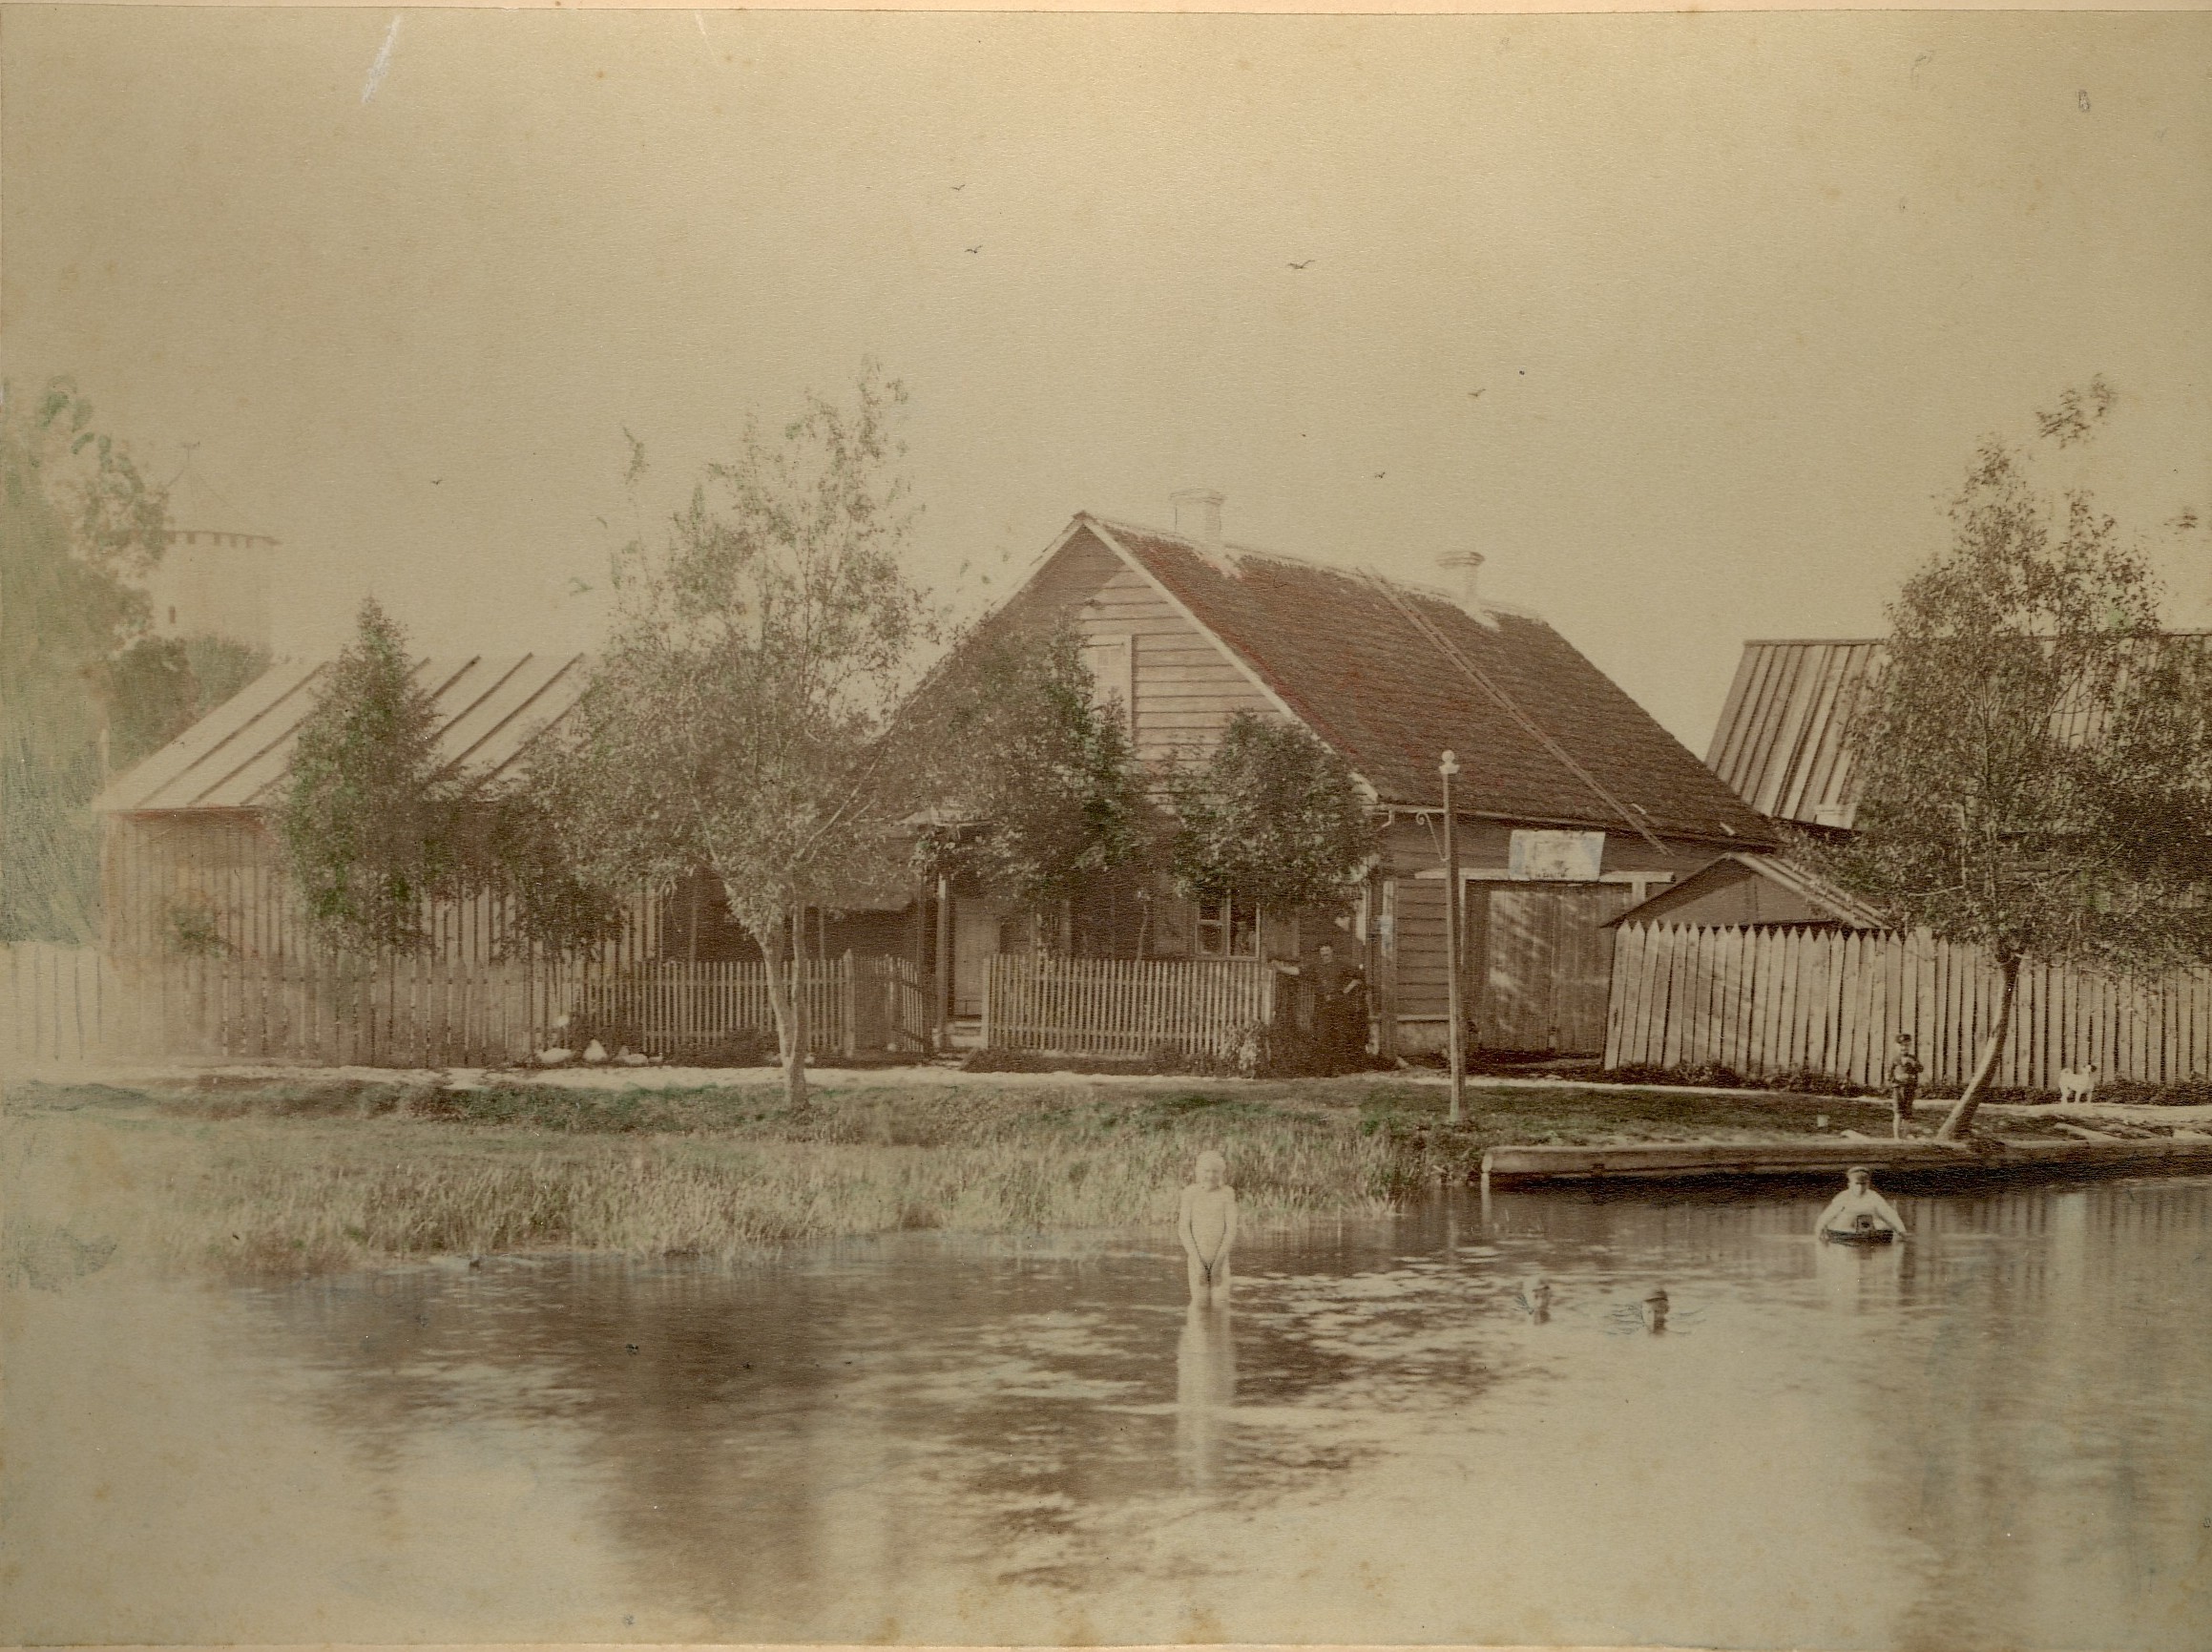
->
[[6, 8, 2208, 754]]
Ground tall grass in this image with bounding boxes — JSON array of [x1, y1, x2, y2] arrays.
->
[[182, 1119, 1405, 1276], [8, 1075, 1906, 1277]]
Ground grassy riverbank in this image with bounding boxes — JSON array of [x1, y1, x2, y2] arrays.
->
[[3, 1072, 2014, 1277]]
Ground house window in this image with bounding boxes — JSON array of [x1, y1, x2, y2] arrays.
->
[[1195, 893, 1260, 957], [1079, 636, 1134, 732]]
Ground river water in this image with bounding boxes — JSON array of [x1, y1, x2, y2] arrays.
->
[[7, 1178, 2209, 1649]]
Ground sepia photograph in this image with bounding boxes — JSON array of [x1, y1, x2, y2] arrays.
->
[[4, 8, 2209, 1649]]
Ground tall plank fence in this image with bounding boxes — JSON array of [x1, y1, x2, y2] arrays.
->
[[985, 954, 1276, 1060], [4, 945, 112, 1065], [1605, 924, 2212, 1092], [2, 945, 929, 1069]]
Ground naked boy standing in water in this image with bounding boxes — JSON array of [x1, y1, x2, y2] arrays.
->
[[1179, 1150, 1238, 1306]]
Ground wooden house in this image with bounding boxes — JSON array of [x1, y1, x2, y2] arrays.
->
[[91, 653, 650, 969], [98, 501, 1778, 1065], [930, 493, 1779, 1056]]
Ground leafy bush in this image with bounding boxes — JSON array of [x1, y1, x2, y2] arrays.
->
[[2089, 1076, 2212, 1108], [1763, 1066, 1870, 1098]]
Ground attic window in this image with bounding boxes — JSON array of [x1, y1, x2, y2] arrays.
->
[[1080, 636, 1134, 731]]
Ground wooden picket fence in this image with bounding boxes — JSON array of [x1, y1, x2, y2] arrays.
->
[[1605, 924, 2212, 1092], [1, 947, 604, 1068], [985, 954, 1276, 1059], [577, 955, 931, 1057], [2, 944, 930, 1068]]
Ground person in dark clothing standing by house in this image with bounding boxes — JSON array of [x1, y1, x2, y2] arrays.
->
[[1310, 942, 1371, 1075]]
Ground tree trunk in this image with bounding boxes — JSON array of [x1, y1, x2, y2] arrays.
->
[[760, 910, 810, 1112], [1936, 951, 2019, 1140]]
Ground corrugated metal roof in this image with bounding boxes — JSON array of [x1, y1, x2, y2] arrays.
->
[[1707, 634, 2212, 830], [1705, 640, 1884, 828], [94, 654, 590, 814]]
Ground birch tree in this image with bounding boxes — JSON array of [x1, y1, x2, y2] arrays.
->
[[1816, 384, 2212, 1137], [542, 368, 933, 1106]]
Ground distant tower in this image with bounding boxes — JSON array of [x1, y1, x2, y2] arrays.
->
[[144, 447, 278, 651]]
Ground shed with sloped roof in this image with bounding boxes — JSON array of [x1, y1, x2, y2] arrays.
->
[[1600, 852, 1891, 931], [91, 654, 657, 968]]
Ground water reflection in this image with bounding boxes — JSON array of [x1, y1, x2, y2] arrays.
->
[[8, 1178, 2210, 1648], [1174, 1305, 1237, 1489]]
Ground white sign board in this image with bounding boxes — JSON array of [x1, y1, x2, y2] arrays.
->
[[1509, 829, 1605, 882]]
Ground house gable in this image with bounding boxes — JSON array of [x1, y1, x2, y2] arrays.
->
[[1065, 526, 1282, 763], [943, 521, 1285, 768]]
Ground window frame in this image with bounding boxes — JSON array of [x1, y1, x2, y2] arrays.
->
[[1194, 892, 1262, 958]]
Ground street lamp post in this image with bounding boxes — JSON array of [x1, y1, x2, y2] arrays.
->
[[1440, 750, 1466, 1125]]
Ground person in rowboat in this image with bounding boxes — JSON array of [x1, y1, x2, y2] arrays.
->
[[1179, 1150, 1239, 1307], [1816, 1165, 1911, 1241]]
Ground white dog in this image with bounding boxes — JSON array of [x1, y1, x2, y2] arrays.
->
[[2056, 1064, 2099, 1105]]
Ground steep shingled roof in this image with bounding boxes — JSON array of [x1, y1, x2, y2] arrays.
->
[[1081, 516, 1777, 847], [94, 654, 589, 814]]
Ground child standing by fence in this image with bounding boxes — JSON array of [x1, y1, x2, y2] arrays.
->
[[1887, 1033, 1923, 1138]]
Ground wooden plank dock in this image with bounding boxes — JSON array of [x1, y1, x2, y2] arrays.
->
[[1481, 1137, 2212, 1188]]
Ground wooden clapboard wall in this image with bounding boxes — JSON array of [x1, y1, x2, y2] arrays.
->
[[101, 809, 660, 972], [1606, 924, 2212, 1090]]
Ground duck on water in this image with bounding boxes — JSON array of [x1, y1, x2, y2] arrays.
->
[[1816, 1165, 1912, 1244]]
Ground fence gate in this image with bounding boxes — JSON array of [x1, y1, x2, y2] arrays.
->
[[1477, 885, 1638, 1055]]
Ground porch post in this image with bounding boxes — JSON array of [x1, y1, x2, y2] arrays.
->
[[934, 872, 954, 1055], [1371, 871, 1398, 1062], [1441, 751, 1467, 1125]]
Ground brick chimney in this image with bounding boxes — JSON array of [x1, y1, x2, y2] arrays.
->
[[1436, 551, 1486, 608], [1172, 489, 1225, 549]]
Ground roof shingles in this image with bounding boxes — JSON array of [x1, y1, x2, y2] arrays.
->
[[1089, 516, 1775, 847]]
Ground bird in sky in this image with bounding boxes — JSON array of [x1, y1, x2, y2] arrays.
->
[[1467, 388, 1485, 399], [1288, 259, 1314, 269], [952, 182, 966, 191], [1373, 471, 1387, 479], [966, 244, 981, 254]]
